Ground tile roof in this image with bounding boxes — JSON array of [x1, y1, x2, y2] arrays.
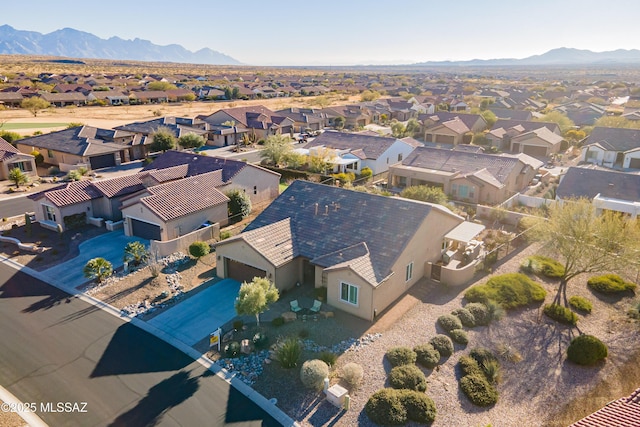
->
[[42, 180, 103, 207], [583, 127, 640, 152], [114, 117, 203, 138], [419, 112, 484, 130], [570, 387, 640, 427], [16, 126, 125, 156], [139, 171, 228, 221], [491, 119, 559, 134], [0, 137, 20, 161], [306, 131, 403, 160], [237, 180, 462, 285], [512, 127, 564, 145], [557, 167, 640, 202], [400, 146, 520, 184], [91, 174, 146, 198], [225, 218, 296, 267], [141, 150, 251, 182]]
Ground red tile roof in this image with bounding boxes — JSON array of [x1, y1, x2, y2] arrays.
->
[[570, 387, 640, 427], [0, 137, 20, 161], [92, 174, 146, 198], [44, 181, 102, 207]]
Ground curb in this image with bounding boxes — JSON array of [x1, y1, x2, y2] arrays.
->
[[0, 256, 298, 427], [0, 384, 49, 427]]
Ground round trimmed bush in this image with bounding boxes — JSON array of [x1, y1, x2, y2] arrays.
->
[[449, 329, 469, 345], [224, 341, 240, 358], [460, 373, 499, 406], [470, 348, 498, 366], [341, 362, 364, 388], [587, 274, 636, 294], [386, 346, 417, 367], [300, 359, 329, 390], [521, 255, 565, 278], [544, 303, 578, 325], [414, 344, 440, 369], [438, 314, 463, 332], [567, 335, 608, 366], [365, 389, 407, 425], [458, 355, 483, 377], [465, 273, 547, 309], [569, 296, 593, 314], [430, 335, 454, 357], [252, 332, 269, 349], [397, 390, 437, 424], [465, 302, 491, 326], [389, 365, 427, 392], [452, 307, 476, 327]]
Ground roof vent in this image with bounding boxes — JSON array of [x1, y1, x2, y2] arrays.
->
[[324, 205, 329, 215]]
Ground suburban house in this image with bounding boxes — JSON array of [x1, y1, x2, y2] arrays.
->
[[40, 92, 87, 107], [15, 126, 141, 171], [509, 126, 564, 157], [198, 106, 295, 140], [388, 146, 542, 205], [121, 171, 229, 241], [86, 90, 130, 106], [303, 131, 419, 175], [486, 119, 561, 152], [275, 108, 328, 132], [215, 180, 465, 321], [322, 105, 374, 129], [556, 167, 640, 218], [0, 137, 37, 181], [569, 387, 640, 427], [114, 116, 208, 147], [554, 102, 606, 126], [419, 112, 487, 145], [488, 108, 533, 121], [581, 127, 640, 169], [0, 92, 24, 108]]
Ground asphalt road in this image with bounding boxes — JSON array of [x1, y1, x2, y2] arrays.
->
[[0, 264, 283, 427], [0, 195, 33, 219]]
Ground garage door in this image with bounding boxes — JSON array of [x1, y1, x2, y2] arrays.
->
[[629, 158, 640, 169], [89, 153, 116, 169], [130, 218, 161, 240], [522, 145, 548, 157], [226, 259, 266, 283]]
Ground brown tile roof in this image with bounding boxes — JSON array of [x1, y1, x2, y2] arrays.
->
[[570, 387, 640, 427], [0, 137, 20, 161], [92, 175, 146, 198], [43, 181, 102, 207], [140, 171, 228, 221]]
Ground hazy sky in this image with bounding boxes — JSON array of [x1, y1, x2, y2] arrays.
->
[[4, 0, 640, 66]]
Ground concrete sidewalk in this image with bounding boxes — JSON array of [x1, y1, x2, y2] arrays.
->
[[42, 230, 146, 290]]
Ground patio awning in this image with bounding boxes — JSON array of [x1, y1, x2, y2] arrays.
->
[[445, 221, 485, 244]]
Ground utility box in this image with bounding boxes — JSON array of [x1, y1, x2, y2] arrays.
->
[[326, 384, 348, 408]]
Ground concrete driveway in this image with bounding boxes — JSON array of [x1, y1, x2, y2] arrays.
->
[[42, 230, 146, 291], [147, 279, 241, 346]]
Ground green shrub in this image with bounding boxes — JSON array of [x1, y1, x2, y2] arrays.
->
[[569, 296, 593, 314], [389, 365, 427, 392], [274, 337, 302, 369], [341, 362, 364, 389], [438, 314, 463, 332], [481, 359, 501, 384], [224, 341, 240, 358], [460, 373, 499, 406], [66, 169, 82, 181], [319, 351, 337, 368], [628, 301, 640, 320], [465, 303, 491, 326], [587, 274, 636, 294], [430, 335, 454, 357], [232, 320, 244, 330], [449, 329, 469, 345], [567, 335, 608, 366], [414, 344, 441, 369], [397, 390, 437, 424], [452, 307, 476, 327], [521, 255, 565, 278], [470, 348, 499, 367], [465, 273, 547, 309], [458, 355, 483, 377], [365, 389, 407, 425], [252, 332, 268, 349], [300, 359, 330, 390], [386, 347, 417, 367], [485, 299, 506, 322], [271, 317, 285, 327], [189, 241, 210, 259], [543, 304, 578, 325]]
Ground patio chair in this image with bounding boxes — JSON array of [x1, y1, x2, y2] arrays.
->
[[309, 299, 322, 313], [290, 300, 302, 313]]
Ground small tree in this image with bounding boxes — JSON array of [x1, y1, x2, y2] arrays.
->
[[189, 241, 210, 262], [8, 167, 28, 188], [30, 150, 44, 166], [83, 257, 113, 284], [260, 134, 292, 166], [226, 189, 252, 223], [333, 116, 346, 130], [123, 241, 149, 267], [150, 127, 177, 152], [235, 277, 279, 326], [400, 185, 448, 205], [178, 133, 205, 149], [21, 97, 50, 117]]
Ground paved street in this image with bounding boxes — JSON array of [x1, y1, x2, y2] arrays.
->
[[0, 194, 34, 219], [0, 263, 284, 426]]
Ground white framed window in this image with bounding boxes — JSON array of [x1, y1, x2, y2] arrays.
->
[[340, 282, 358, 306], [405, 262, 413, 282], [398, 153, 403, 162], [44, 205, 56, 222]]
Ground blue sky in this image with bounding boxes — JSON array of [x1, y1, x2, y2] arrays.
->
[[4, 0, 640, 65]]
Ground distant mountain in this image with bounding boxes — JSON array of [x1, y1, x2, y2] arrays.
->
[[414, 48, 640, 66], [0, 25, 241, 65]]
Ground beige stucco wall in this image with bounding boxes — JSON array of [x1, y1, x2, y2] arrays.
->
[[326, 269, 373, 320], [215, 239, 276, 282], [16, 144, 85, 169], [1, 155, 38, 181], [225, 166, 281, 207], [274, 258, 302, 291]]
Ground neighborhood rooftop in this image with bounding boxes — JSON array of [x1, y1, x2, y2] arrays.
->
[[557, 167, 640, 202], [583, 126, 640, 151], [305, 131, 402, 160]]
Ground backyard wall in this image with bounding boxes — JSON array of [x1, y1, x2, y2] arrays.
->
[[150, 223, 220, 258]]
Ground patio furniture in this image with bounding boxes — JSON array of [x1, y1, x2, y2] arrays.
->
[[290, 300, 302, 313], [310, 299, 322, 313]]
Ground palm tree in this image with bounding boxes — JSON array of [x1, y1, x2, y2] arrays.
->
[[83, 258, 113, 283], [123, 241, 149, 266]]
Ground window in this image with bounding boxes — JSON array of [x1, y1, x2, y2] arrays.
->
[[398, 153, 403, 162], [253, 185, 257, 195], [451, 183, 457, 196], [457, 185, 469, 198], [11, 161, 32, 172], [47, 149, 54, 159], [340, 282, 358, 306], [468, 186, 475, 199], [44, 205, 56, 222], [405, 262, 413, 282], [587, 150, 598, 160]]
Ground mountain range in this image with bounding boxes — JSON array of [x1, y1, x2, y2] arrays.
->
[[414, 47, 640, 66], [0, 25, 241, 65]]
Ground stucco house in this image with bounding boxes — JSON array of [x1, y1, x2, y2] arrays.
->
[[419, 112, 487, 145], [0, 137, 37, 181], [215, 180, 464, 321], [509, 126, 564, 157], [303, 131, 419, 175], [581, 127, 640, 169], [198, 106, 295, 140], [486, 119, 561, 152], [388, 146, 542, 205]]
